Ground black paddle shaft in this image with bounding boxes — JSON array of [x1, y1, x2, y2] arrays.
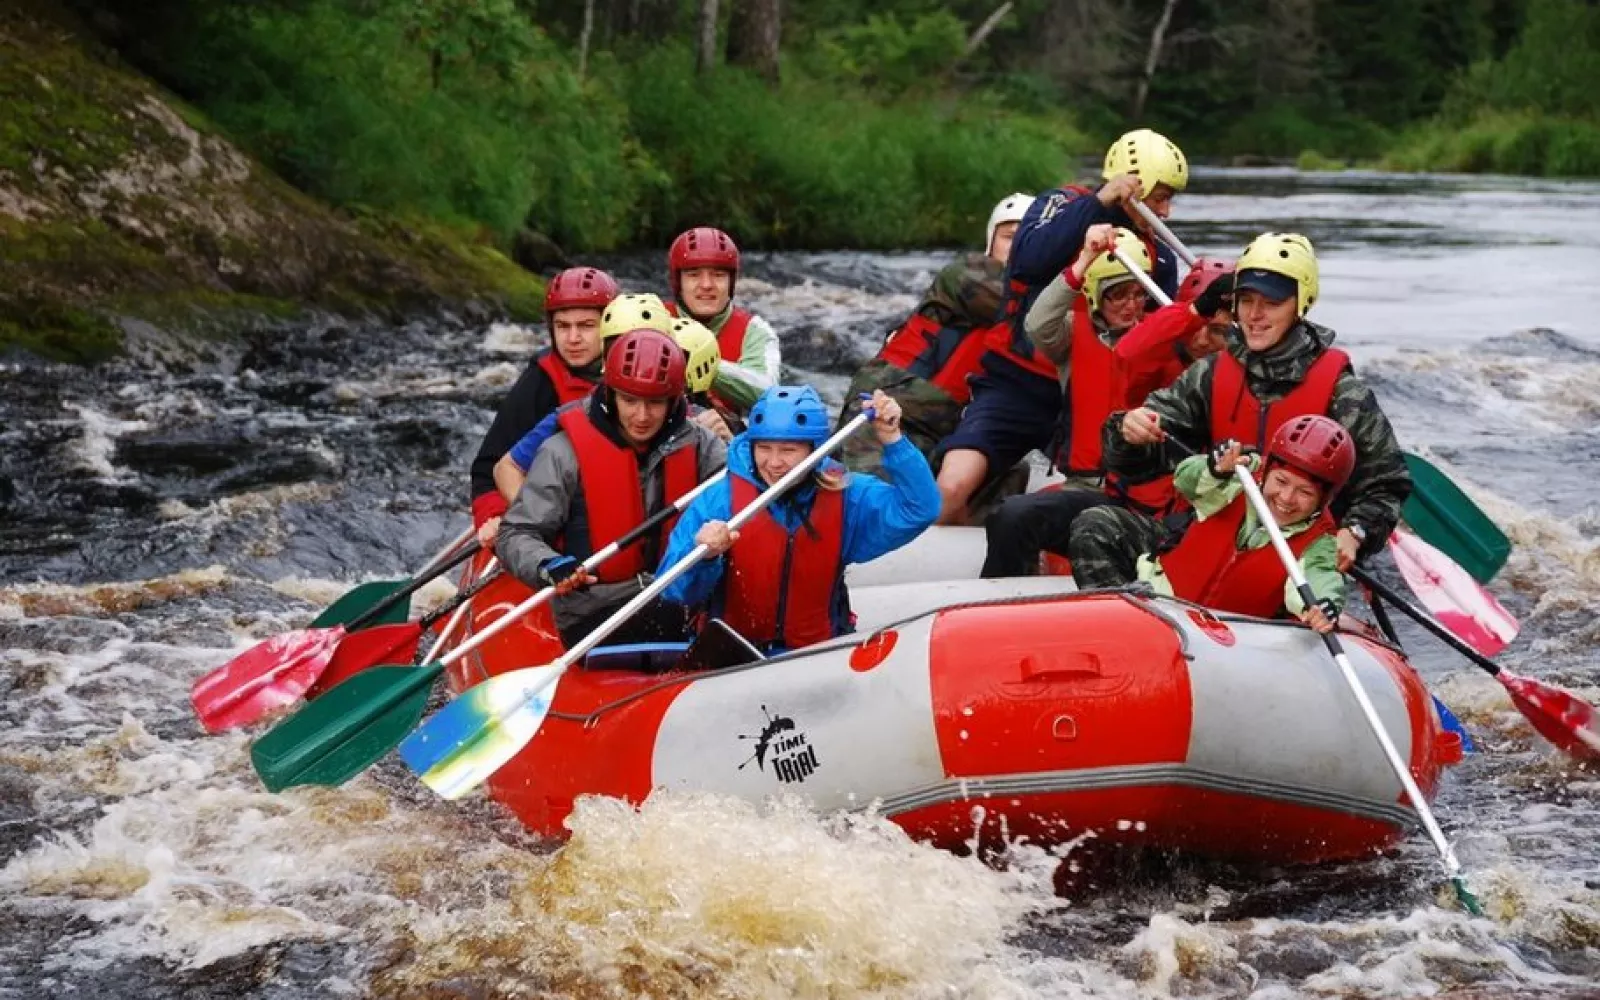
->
[[347, 539, 481, 631], [1352, 566, 1502, 677]]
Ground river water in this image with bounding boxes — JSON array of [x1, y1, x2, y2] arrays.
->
[[2, 168, 1598, 998]]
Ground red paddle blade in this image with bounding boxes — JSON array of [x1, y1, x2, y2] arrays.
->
[[190, 627, 345, 733], [1389, 527, 1518, 656], [1499, 671, 1600, 763], [304, 621, 422, 701]]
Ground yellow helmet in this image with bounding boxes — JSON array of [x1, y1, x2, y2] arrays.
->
[[669, 316, 720, 394], [1103, 128, 1189, 194], [1235, 233, 1319, 315], [600, 293, 672, 341], [1083, 228, 1153, 312]]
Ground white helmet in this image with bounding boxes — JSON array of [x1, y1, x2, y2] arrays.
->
[[986, 192, 1033, 256]]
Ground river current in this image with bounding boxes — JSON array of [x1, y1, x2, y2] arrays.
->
[[2, 168, 1598, 998]]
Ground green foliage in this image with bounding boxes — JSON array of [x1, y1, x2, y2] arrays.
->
[[808, 12, 968, 95], [621, 47, 1080, 248], [1385, 112, 1600, 176], [1213, 106, 1392, 161]]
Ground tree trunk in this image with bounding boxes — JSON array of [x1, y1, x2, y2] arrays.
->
[[963, 2, 1014, 59], [726, 0, 782, 85], [695, 0, 720, 75], [578, 0, 595, 79], [1130, 0, 1181, 120]]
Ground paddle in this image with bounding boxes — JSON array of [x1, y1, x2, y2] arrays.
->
[[249, 468, 731, 792], [1128, 199, 1198, 266], [1387, 525, 1517, 657], [1400, 452, 1511, 584], [301, 559, 503, 701], [1354, 568, 1599, 764], [400, 409, 875, 800], [308, 526, 475, 629], [190, 539, 481, 733], [1228, 459, 1482, 914]]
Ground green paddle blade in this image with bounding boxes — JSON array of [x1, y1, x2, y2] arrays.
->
[[309, 580, 411, 630], [1402, 453, 1511, 584], [250, 662, 443, 792]]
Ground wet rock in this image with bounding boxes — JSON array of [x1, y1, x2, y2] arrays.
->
[[117, 431, 250, 477], [1236, 935, 1340, 980], [0, 765, 44, 866], [511, 227, 570, 273]]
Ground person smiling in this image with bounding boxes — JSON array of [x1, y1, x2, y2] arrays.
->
[[659, 385, 940, 654], [1075, 415, 1355, 631], [664, 227, 780, 417], [1071, 232, 1412, 589]]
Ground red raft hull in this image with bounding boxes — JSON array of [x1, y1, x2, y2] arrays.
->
[[446, 552, 1460, 865]]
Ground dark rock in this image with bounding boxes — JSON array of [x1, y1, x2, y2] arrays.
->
[[511, 227, 571, 274]]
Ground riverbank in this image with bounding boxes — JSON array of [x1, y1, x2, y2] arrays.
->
[[0, 5, 542, 365]]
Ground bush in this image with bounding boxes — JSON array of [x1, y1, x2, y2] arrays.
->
[[1385, 112, 1600, 176]]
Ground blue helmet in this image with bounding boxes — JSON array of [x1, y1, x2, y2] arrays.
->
[[747, 385, 829, 446]]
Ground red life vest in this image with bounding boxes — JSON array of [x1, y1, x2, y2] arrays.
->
[[1210, 346, 1350, 448], [722, 476, 846, 650], [557, 408, 700, 583], [875, 312, 998, 405], [1161, 498, 1337, 617], [1060, 300, 1116, 476], [715, 308, 754, 362], [536, 350, 598, 406], [1100, 306, 1200, 516]]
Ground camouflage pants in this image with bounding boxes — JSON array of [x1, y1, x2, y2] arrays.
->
[[1067, 505, 1170, 589], [838, 359, 963, 476]]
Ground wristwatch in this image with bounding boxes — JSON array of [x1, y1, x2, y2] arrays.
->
[[1345, 523, 1368, 545]]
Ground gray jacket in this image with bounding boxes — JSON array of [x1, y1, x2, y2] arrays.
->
[[498, 404, 727, 632]]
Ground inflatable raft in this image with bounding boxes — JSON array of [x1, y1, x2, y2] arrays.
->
[[443, 552, 1461, 865]]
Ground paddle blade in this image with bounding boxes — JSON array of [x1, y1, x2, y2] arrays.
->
[[1402, 453, 1512, 583], [191, 627, 344, 733], [1389, 527, 1518, 657], [305, 622, 423, 701], [250, 663, 443, 791], [309, 579, 411, 630], [399, 665, 563, 800], [1499, 671, 1600, 763]]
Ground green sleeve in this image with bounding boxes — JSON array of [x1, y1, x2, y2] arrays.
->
[[1284, 535, 1345, 616], [1174, 453, 1255, 518], [709, 313, 780, 412]]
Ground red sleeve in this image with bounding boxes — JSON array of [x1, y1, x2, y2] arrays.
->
[[472, 490, 508, 529], [1114, 302, 1203, 365]]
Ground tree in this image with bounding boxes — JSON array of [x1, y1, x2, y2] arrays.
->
[[727, 0, 782, 84], [696, 0, 719, 74]]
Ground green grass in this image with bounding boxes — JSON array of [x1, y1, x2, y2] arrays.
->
[[1385, 112, 1600, 176]]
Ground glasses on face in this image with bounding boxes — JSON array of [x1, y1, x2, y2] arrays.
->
[[1102, 283, 1148, 308]]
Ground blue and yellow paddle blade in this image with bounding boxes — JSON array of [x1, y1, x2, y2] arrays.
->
[[399, 665, 564, 800]]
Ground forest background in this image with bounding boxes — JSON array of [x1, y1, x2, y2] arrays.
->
[[71, 0, 1600, 251]]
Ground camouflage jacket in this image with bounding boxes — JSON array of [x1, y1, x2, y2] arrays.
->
[[1099, 321, 1412, 559], [920, 252, 1005, 328]]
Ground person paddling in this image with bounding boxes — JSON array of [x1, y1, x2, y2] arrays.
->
[[1073, 232, 1412, 587], [1073, 415, 1354, 632], [837, 192, 1032, 475], [979, 250, 1233, 577], [664, 226, 781, 416], [660, 385, 939, 654], [935, 129, 1189, 525], [471, 267, 619, 549], [497, 329, 727, 647]]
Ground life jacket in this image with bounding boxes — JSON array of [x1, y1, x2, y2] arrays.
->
[[536, 349, 598, 406], [1161, 499, 1337, 617], [1210, 346, 1350, 448], [1059, 300, 1116, 477], [557, 407, 700, 583], [875, 312, 998, 405], [721, 476, 847, 651], [1102, 325, 1194, 517], [715, 308, 754, 362]]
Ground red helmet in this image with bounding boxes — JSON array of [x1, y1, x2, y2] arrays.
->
[[1177, 256, 1236, 305], [1268, 414, 1356, 496], [604, 329, 686, 400], [544, 267, 619, 315], [668, 227, 740, 295]]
